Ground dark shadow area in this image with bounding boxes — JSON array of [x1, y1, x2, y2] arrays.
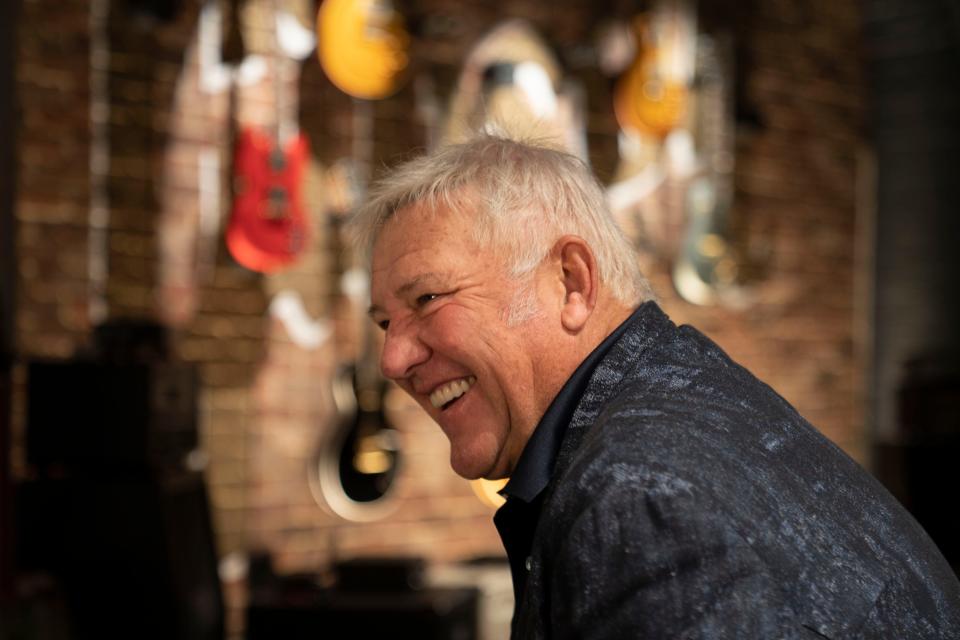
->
[[14, 319, 224, 640], [245, 554, 479, 639], [865, 0, 960, 573]]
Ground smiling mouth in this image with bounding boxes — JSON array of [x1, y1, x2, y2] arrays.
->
[[430, 376, 477, 410]]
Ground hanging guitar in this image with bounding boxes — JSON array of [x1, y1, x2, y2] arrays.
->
[[442, 18, 588, 163], [316, 0, 409, 101], [328, 201, 401, 509], [225, 1, 311, 274], [613, 3, 695, 140], [307, 106, 402, 522], [672, 32, 744, 306]]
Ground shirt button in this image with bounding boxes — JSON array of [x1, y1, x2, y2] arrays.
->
[[525, 556, 532, 571]]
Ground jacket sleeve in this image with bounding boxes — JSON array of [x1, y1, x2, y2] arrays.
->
[[547, 466, 804, 640]]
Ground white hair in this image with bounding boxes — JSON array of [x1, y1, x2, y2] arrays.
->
[[352, 133, 654, 306]]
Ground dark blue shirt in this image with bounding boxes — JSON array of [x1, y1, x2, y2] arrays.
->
[[493, 306, 640, 604]]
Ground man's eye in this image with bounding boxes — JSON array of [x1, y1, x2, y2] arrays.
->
[[416, 293, 439, 307], [376, 320, 389, 331]]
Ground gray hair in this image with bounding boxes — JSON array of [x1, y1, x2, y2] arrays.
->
[[351, 134, 653, 306]]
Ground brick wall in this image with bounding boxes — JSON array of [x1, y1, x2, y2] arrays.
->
[[665, 0, 866, 460], [12, 0, 864, 587]]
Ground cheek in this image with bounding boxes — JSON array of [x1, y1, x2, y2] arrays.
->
[[424, 306, 483, 351], [426, 306, 527, 401]]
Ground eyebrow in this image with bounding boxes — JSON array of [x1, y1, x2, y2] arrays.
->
[[367, 272, 444, 318]]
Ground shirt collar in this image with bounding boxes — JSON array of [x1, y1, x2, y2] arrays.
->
[[499, 305, 644, 503]]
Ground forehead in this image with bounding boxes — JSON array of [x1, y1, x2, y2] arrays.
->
[[372, 200, 475, 269], [370, 204, 469, 302]]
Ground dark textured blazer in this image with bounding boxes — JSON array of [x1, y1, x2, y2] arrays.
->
[[513, 303, 960, 639]]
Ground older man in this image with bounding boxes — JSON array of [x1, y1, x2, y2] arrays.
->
[[356, 135, 960, 639]]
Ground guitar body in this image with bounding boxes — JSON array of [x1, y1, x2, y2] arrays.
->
[[226, 127, 309, 273], [614, 52, 688, 138], [331, 362, 401, 505], [613, 10, 693, 139], [316, 0, 409, 100]]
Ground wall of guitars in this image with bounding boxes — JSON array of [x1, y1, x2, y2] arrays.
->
[[10, 0, 865, 608]]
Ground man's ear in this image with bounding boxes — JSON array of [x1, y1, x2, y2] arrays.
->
[[553, 235, 599, 333]]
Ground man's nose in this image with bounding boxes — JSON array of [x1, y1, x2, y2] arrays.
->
[[380, 323, 430, 381]]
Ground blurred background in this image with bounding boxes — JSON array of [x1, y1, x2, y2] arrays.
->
[[1, 0, 958, 638]]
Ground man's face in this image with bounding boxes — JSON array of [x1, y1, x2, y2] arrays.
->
[[369, 201, 554, 480]]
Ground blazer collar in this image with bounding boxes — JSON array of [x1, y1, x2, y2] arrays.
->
[[551, 300, 676, 482], [501, 300, 675, 503]]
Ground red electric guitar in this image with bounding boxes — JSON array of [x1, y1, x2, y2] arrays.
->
[[226, 129, 308, 273], [226, 3, 310, 274]]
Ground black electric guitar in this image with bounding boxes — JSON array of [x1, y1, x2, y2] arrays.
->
[[309, 153, 401, 520], [332, 207, 400, 505]]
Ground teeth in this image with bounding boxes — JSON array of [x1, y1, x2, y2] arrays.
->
[[430, 376, 476, 409]]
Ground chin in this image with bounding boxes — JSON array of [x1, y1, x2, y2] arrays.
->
[[449, 445, 502, 481], [447, 428, 512, 480], [449, 456, 491, 481]]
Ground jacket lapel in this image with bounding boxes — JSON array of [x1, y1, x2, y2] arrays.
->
[[551, 301, 675, 483]]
